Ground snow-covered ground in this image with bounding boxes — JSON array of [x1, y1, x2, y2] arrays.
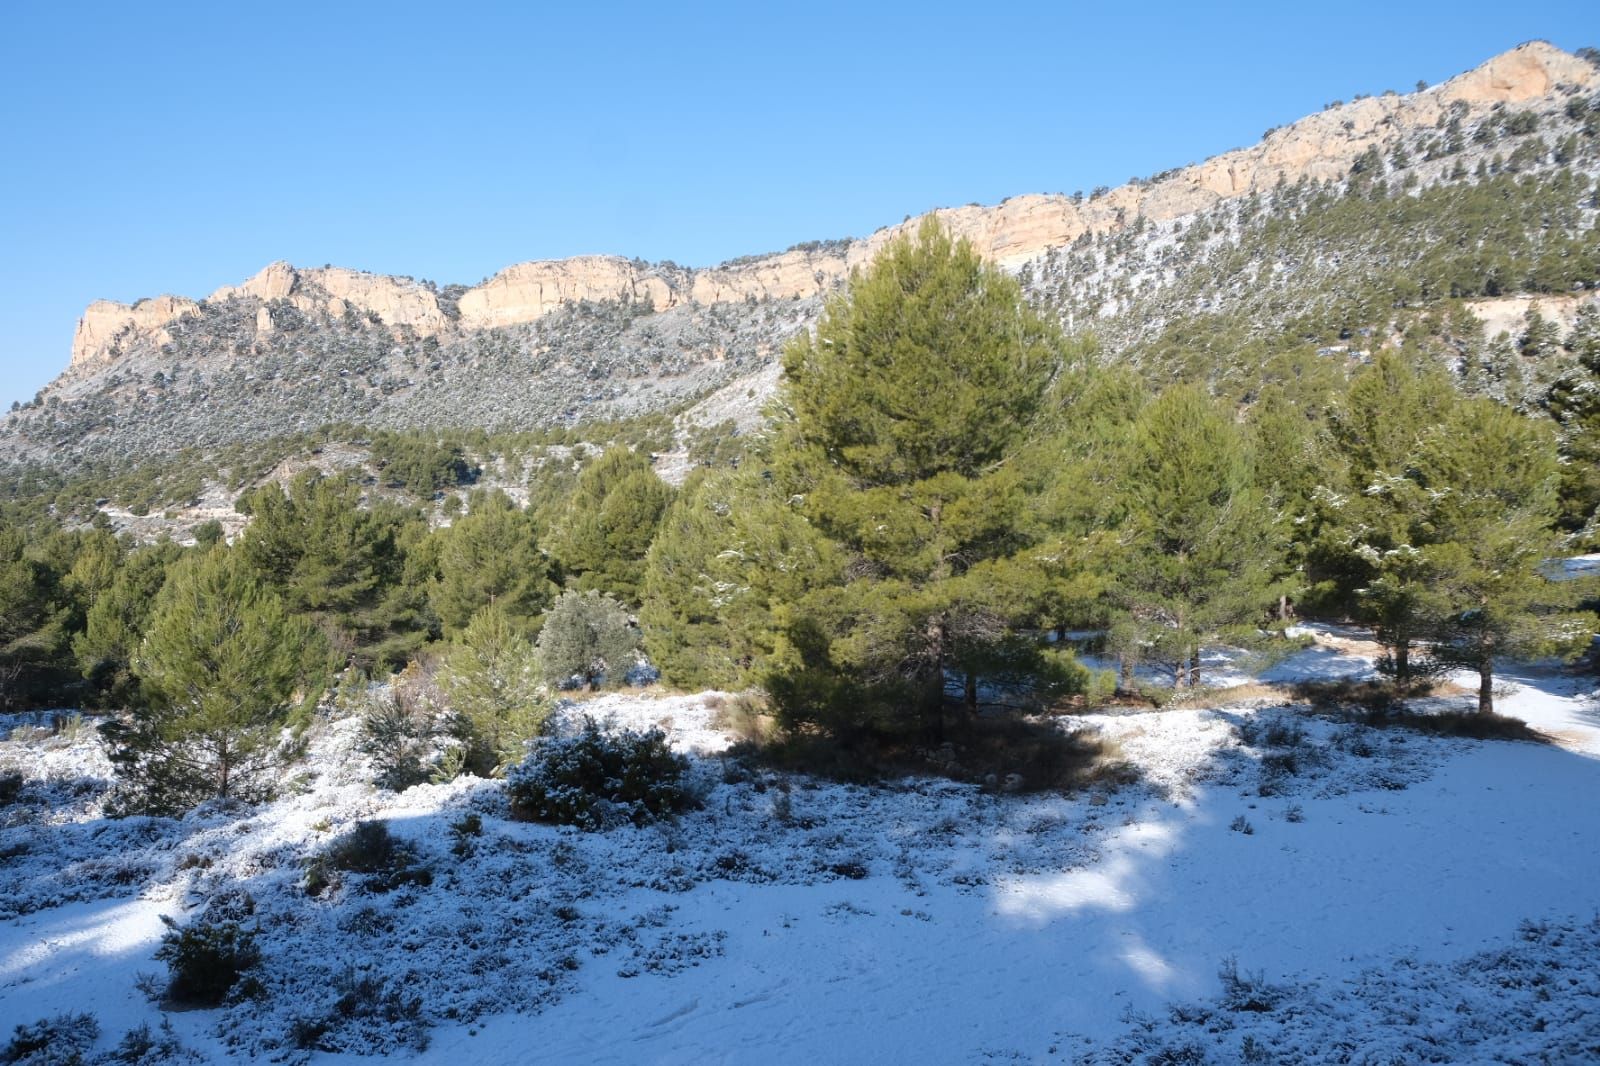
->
[[2, 625, 1598, 1063]]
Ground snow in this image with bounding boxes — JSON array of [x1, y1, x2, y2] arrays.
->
[[2, 628, 1599, 1063]]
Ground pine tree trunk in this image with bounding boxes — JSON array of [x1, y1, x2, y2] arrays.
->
[[922, 666, 946, 739], [1478, 656, 1494, 716], [1118, 653, 1133, 691], [1394, 640, 1410, 683], [964, 670, 978, 715], [1188, 647, 1201, 688], [217, 735, 230, 800]]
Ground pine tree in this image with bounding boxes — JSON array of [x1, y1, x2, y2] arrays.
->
[[1320, 352, 1459, 677], [109, 546, 323, 813], [1543, 304, 1600, 539], [1409, 400, 1590, 714], [74, 539, 181, 707], [538, 589, 639, 691], [769, 218, 1076, 734], [547, 447, 672, 605], [1109, 385, 1286, 688], [430, 491, 556, 635], [238, 473, 429, 668], [441, 603, 548, 775], [641, 467, 841, 690], [0, 519, 72, 709]]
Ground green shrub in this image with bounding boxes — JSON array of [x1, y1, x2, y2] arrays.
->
[[154, 918, 260, 1006], [506, 718, 692, 830]]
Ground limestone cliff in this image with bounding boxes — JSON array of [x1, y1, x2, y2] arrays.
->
[[64, 41, 1598, 370]]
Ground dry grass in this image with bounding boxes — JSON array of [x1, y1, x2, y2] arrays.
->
[[1290, 677, 1437, 713], [1166, 681, 1291, 709], [1349, 706, 1552, 743], [707, 692, 778, 745]]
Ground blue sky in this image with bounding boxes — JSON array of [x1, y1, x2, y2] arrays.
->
[[1, 1, 1594, 409]]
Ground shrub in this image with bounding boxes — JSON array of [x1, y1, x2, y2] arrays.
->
[[324, 820, 403, 874], [289, 970, 429, 1054], [309, 820, 432, 894], [441, 604, 550, 776], [109, 1020, 191, 1065], [154, 918, 260, 1006], [357, 669, 448, 790], [1, 1013, 99, 1065], [537, 590, 639, 691], [1217, 956, 1280, 1012], [506, 718, 692, 830]]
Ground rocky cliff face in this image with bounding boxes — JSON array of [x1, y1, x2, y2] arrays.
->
[[66, 42, 1595, 373], [11, 41, 1595, 470]]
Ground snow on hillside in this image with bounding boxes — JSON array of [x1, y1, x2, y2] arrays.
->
[[2, 626, 1598, 1063]]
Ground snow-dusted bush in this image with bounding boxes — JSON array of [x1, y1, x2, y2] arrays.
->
[[154, 917, 261, 1006], [505, 718, 692, 830], [306, 820, 432, 895], [0, 1012, 99, 1065], [537, 590, 639, 692], [356, 668, 452, 791]]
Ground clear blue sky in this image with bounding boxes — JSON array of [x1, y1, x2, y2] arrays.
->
[[1, 1, 1593, 409]]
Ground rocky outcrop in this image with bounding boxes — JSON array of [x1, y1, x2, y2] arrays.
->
[[457, 256, 677, 330], [62, 42, 1598, 369], [207, 261, 447, 333], [70, 295, 200, 368], [1465, 293, 1600, 341]]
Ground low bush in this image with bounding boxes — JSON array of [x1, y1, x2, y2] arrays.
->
[[154, 918, 260, 1006], [1, 1012, 99, 1065], [358, 677, 447, 792], [506, 718, 692, 830], [289, 970, 430, 1054], [707, 691, 777, 744], [1352, 706, 1550, 742], [308, 820, 432, 895]]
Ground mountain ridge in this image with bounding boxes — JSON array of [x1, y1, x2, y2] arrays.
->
[[62, 42, 1595, 373], [8, 40, 1596, 470]]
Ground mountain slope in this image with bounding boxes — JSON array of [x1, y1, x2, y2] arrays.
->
[[4, 41, 1598, 467]]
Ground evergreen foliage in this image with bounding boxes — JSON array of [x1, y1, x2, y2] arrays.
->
[[441, 603, 549, 775], [369, 431, 477, 494], [106, 547, 323, 814], [1106, 386, 1287, 687], [429, 492, 555, 635], [73, 539, 181, 707], [155, 917, 261, 1006], [1407, 400, 1591, 712], [238, 473, 431, 668], [1318, 352, 1460, 674], [641, 467, 841, 690], [506, 719, 692, 830], [768, 219, 1085, 734], [0, 520, 73, 709], [547, 446, 672, 604], [537, 589, 640, 691]]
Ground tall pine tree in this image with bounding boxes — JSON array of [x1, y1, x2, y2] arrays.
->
[[768, 218, 1077, 734]]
